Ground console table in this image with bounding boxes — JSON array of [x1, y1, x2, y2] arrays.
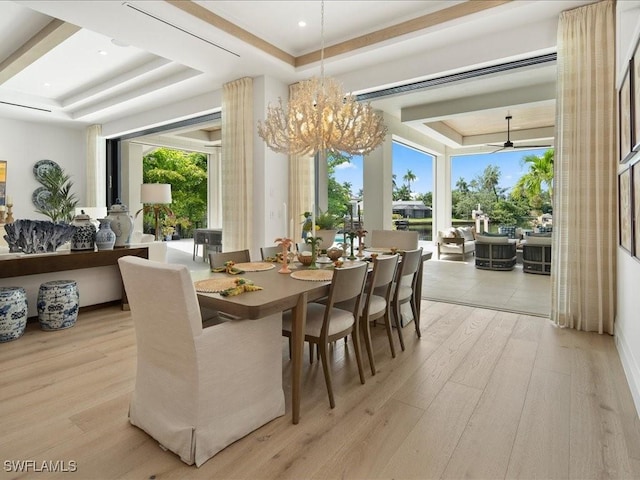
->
[[0, 247, 148, 316]]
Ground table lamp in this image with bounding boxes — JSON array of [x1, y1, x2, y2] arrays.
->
[[139, 183, 172, 241]]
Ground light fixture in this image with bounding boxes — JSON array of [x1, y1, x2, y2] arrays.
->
[[257, 0, 386, 158], [138, 183, 172, 241]]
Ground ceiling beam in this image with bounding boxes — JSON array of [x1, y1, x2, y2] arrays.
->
[[296, 0, 512, 67], [0, 19, 81, 85], [401, 82, 556, 123]]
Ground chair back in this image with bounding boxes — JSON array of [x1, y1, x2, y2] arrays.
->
[[118, 256, 203, 375], [370, 254, 399, 299], [209, 249, 250, 268], [260, 245, 281, 260], [296, 242, 312, 253], [322, 262, 367, 338], [370, 230, 418, 250], [395, 248, 423, 292]]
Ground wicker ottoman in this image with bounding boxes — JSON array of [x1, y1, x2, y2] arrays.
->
[[37, 280, 79, 331], [0, 287, 28, 342]]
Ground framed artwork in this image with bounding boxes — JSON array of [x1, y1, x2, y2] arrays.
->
[[634, 40, 640, 151], [620, 167, 632, 253], [620, 61, 634, 163], [634, 163, 640, 259], [0, 160, 6, 206]]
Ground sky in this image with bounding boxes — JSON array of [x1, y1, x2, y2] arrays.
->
[[333, 142, 549, 197]]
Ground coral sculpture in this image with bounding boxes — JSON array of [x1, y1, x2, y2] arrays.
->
[[3, 220, 76, 254]]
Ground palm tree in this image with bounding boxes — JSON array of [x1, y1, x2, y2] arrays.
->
[[403, 169, 417, 192], [513, 149, 554, 207]]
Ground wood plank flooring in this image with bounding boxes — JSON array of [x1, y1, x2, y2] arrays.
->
[[1, 301, 639, 479]]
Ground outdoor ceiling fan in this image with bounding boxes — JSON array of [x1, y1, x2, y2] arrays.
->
[[488, 115, 551, 153]]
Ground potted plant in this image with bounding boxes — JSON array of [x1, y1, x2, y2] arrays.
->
[[315, 210, 339, 250], [34, 167, 79, 223]]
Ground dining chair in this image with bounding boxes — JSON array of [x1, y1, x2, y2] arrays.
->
[[208, 249, 251, 268], [282, 262, 368, 409], [390, 248, 423, 351], [296, 242, 312, 253], [260, 245, 281, 260], [118, 256, 284, 466]]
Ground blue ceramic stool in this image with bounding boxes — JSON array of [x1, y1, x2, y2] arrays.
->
[[37, 280, 79, 331], [0, 287, 28, 342]]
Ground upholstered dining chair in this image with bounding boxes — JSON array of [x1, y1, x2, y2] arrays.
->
[[260, 245, 280, 260], [335, 254, 399, 376], [282, 262, 368, 409], [208, 249, 251, 268], [390, 248, 423, 351], [118, 256, 284, 467]]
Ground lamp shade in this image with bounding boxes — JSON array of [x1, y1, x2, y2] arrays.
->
[[140, 183, 172, 204]]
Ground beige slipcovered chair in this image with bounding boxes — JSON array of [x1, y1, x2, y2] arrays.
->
[[118, 256, 284, 466], [208, 249, 251, 268], [260, 245, 280, 260], [282, 262, 368, 408], [390, 248, 423, 351], [369, 230, 419, 250]]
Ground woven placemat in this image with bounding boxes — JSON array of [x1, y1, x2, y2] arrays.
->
[[233, 262, 276, 272], [194, 277, 238, 293], [290, 269, 333, 282]]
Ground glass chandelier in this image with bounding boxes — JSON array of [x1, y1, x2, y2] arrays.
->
[[257, 1, 387, 157]]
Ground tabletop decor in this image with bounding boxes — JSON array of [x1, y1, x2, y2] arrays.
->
[[290, 269, 333, 282], [356, 229, 367, 258], [345, 230, 357, 260], [211, 260, 245, 275], [305, 235, 323, 269], [219, 278, 263, 297], [194, 277, 239, 293], [275, 237, 293, 273], [3, 219, 75, 254], [233, 262, 276, 272]]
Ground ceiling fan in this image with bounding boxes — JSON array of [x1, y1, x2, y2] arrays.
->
[[489, 115, 551, 153]]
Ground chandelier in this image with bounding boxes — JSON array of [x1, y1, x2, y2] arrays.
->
[[257, 1, 387, 157]]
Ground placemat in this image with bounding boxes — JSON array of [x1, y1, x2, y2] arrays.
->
[[194, 277, 238, 293], [290, 269, 333, 281], [233, 262, 276, 272]]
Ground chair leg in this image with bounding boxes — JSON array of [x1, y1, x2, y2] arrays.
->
[[309, 342, 314, 364], [318, 341, 335, 408], [361, 316, 376, 376], [383, 308, 396, 358], [393, 301, 406, 351], [411, 295, 421, 338], [288, 336, 292, 359], [351, 329, 366, 385]]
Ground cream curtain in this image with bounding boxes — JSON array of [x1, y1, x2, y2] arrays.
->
[[552, 0, 616, 334], [222, 77, 253, 252], [85, 124, 105, 207], [288, 82, 314, 242]]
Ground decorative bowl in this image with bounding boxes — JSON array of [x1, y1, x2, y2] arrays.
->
[[297, 253, 314, 266], [327, 247, 344, 260]]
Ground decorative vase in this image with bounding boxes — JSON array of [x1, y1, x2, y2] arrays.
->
[[315, 229, 337, 250], [107, 200, 134, 247], [71, 211, 97, 251], [0, 287, 28, 342], [95, 218, 116, 251]]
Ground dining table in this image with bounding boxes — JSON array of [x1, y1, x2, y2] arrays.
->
[[193, 251, 432, 424]]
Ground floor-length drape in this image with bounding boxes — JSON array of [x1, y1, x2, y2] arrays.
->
[[86, 124, 105, 207], [222, 77, 253, 252], [288, 82, 314, 242], [552, 0, 616, 334]]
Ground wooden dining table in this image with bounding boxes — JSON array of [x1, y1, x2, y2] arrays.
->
[[194, 251, 431, 424]]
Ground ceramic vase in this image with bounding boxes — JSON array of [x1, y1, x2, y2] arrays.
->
[[95, 218, 116, 251], [107, 201, 134, 247], [0, 287, 28, 342], [37, 280, 79, 331], [71, 212, 97, 251]]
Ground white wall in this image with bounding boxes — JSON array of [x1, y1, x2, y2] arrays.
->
[[616, 2, 640, 417], [0, 118, 86, 221]]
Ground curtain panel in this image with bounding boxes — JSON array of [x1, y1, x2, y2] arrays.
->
[[288, 82, 314, 242], [552, 0, 616, 334], [222, 77, 254, 252], [86, 124, 105, 207]]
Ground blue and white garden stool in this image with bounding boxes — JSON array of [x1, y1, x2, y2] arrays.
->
[[0, 287, 28, 342], [37, 280, 79, 331]]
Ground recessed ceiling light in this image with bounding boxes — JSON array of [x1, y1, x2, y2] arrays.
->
[[298, 20, 307, 27], [98, 50, 108, 56]]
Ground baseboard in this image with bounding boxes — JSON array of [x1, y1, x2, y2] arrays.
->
[[615, 329, 640, 418]]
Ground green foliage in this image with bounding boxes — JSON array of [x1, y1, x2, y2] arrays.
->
[[326, 151, 352, 218], [403, 169, 417, 192], [315, 210, 340, 230], [393, 184, 412, 201], [415, 191, 432, 206], [512, 148, 554, 214], [35, 167, 79, 223], [142, 148, 208, 235]]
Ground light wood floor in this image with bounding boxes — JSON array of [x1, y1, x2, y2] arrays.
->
[[1, 302, 639, 479]]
